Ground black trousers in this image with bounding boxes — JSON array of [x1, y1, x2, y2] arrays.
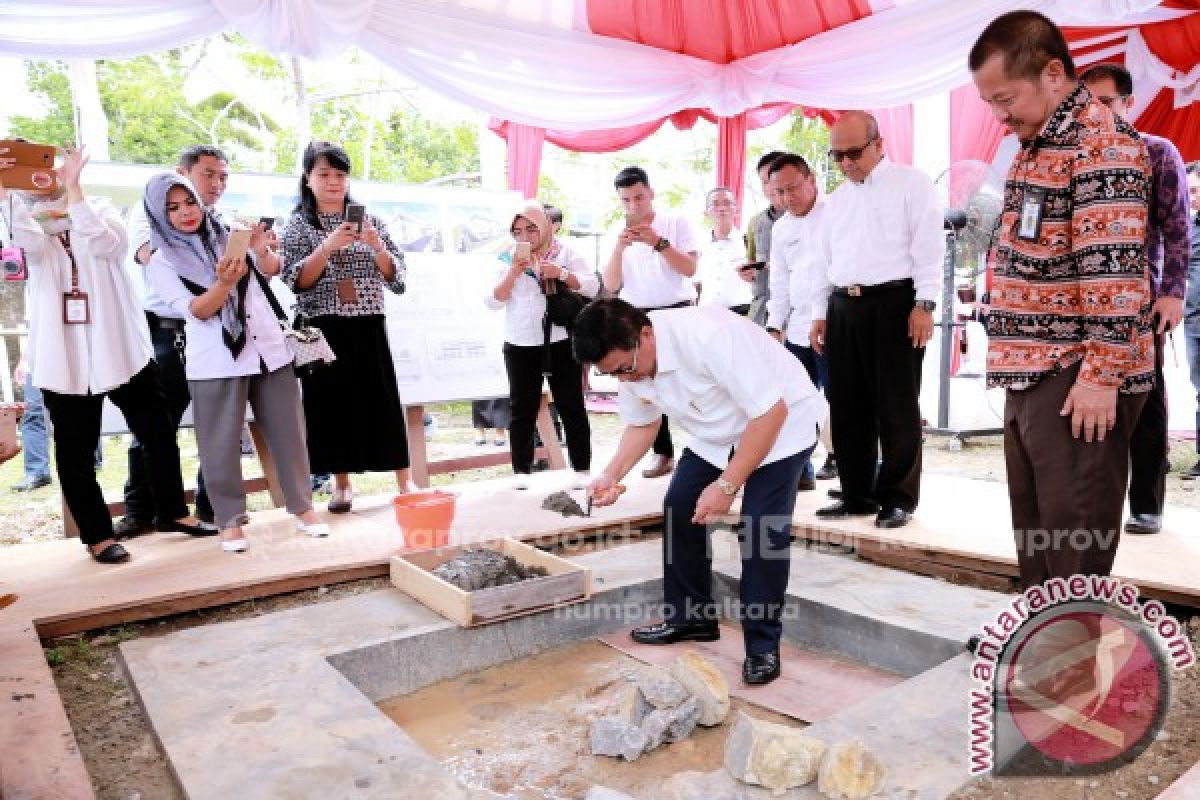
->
[[662, 448, 810, 656], [42, 362, 189, 546], [825, 284, 924, 511], [1127, 333, 1168, 516], [502, 338, 591, 474], [124, 315, 210, 521]]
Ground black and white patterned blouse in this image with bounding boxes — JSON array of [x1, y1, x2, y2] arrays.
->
[[280, 210, 406, 318]]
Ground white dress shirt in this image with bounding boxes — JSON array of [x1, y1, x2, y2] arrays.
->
[[123, 202, 180, 319], [810, 159, 945, 321], [618, 306, 827, 470], [484, 241, 599, 347], [697, 228, 753, 309], [147, 256, 294, 381], [9, 197, 152, 395], [766, 199, 828, 346], [611, 212, 700, 308]]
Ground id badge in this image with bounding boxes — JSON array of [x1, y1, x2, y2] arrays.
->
[[63, 290, 90, 324], [1017, 187, 1046, 242], [335, 278, 358, 306]]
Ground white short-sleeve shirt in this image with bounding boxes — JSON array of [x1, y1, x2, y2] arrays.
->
[[611, 212, 700, 309], [617, 306, 827, 469], [697, 229, 753, 309]]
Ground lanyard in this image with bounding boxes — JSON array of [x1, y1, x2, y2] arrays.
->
[[55, 231, 81, 293]]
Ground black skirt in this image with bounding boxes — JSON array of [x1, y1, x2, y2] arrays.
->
[[471, 397, 512, 430], [300, 314, 410, 474]]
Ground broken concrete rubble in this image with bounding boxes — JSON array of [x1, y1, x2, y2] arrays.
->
[[670, 649, 730, 726], [817, 740, 886, 799], [724, 710, 827, 796]]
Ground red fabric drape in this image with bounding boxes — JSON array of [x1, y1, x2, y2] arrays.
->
[[871, 105, 913, 165], [950, 85, 1005, 164], [584, 0, 874, 63], [503, 122, 545, 199], [717, 113, 749, 226]]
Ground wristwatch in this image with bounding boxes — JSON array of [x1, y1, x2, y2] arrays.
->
[[653, 237, 670, 253], [915, 299, 937, 312], [715, 477, 739, 497], [766, 326, 781, 335]]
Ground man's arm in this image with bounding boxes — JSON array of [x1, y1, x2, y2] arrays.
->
[[603, 234, 629, 295], [1149, 136, 1189, 332]]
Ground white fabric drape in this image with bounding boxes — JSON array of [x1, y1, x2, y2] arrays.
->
[[0, 0, 1192, 127]]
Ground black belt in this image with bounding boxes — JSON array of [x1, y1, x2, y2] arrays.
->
[[832, 278, 913, 297], [145, 311, 185, 331], [640, 300, 694, 312]]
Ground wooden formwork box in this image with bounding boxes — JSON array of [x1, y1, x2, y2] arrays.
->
[[390, 537, 592, 627]]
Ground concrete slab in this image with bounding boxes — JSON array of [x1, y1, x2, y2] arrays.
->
[[120, 539, 1005, 799]]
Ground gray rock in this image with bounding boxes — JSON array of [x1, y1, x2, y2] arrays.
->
[[670, 650, 730, 726], [724, 710, 826, 794], [612, 683, 651, 727], [641, 695, 700, 750], [660, 770, 747, 800], [590, 716, 649, 761], [817, 740, 886, 799], [635, 666, 690, 709], [584, 788, 637, 800]]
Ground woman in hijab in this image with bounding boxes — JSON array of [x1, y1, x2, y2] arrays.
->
[[144, 172, 330, 552], [486, 204, 597, 489]]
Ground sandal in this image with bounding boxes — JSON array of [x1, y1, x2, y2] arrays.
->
[[327, 487, 353, 514]]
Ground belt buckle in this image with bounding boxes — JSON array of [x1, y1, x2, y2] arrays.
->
[[847, 285, 862, 297]]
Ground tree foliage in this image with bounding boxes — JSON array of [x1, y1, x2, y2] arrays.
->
[[8, 61, 76, 146]]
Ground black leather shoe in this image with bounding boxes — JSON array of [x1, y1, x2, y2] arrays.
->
[[743, 650, 781, 685], [797, 477, 816, 492], [966, 635, 981, 655], [156, 518, 219, 537], [815, 499, 878, 519], [815, 455, 838, 480], [875, 508, 912, 529], [88, 542, 131, 564], [630, 621, 720, 646], [1124, 514, 1162, 535], [114, 516, 154, 540]]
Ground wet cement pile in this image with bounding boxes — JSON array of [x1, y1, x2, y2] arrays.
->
[[431, 549, 550, 591], [542, 491, 587, 518]]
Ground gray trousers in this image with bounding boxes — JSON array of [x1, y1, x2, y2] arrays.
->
[[189, 365, 313, 529]]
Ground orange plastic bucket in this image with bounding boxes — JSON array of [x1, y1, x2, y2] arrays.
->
[[392, 490, 457, 549]]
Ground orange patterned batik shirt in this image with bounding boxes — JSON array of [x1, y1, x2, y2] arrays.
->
[[985, 83, 1154, 394]]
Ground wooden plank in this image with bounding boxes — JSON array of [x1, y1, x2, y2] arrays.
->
[[423, 447, 557, 476], [390, 554, 472, 626], [859, 548, 1016, 593], [405, 404, 430, 488], [0, 621, 96, 800], [535, 393, 567, 470]]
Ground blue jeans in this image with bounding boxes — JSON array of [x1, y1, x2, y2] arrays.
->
[[1188, 332, 1200, 453], [19, 373, 51, 481]]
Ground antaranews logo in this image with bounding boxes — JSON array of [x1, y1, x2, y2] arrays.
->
[[968, 575, 1195, 777]]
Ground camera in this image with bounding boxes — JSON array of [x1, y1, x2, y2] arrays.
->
[[1, 246, 26, 281]]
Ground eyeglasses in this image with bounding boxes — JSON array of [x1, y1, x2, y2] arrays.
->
[[511, 224, 539, 237], [594, 341, 639, 377], [828, 137, 877, 162]]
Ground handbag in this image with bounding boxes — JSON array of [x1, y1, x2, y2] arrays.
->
[[542, 278, 588, 330], [255, 269, 337, 375]]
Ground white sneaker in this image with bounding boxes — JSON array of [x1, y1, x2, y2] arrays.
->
[[571, 471, 591, 490], [296, 518, 331, 537], [513, 474, 531, 490]]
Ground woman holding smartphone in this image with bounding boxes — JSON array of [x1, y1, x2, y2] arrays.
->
[[280, 141, 413, 512], [487, 204, 597, 489], [145, 172, 329, 552]]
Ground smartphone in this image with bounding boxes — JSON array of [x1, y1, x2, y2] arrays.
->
[[0, 140, 56, 168], [345, 203, 366, 233], [258, 216, 275, 231], [513, 241, 532, 262], [225, 228, 252, 261]]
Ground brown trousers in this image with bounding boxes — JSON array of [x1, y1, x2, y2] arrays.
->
[[1003, 362, 1147, 588]]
